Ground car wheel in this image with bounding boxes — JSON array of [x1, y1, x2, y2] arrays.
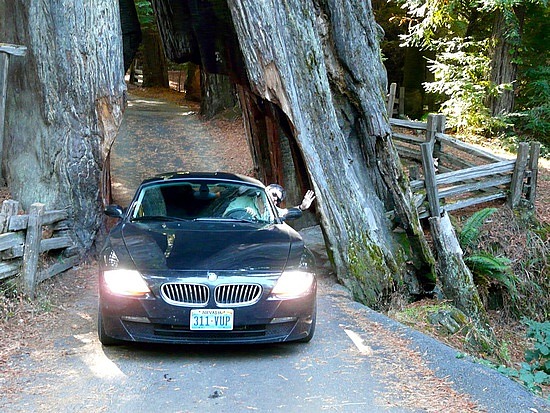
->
[[98, 309, 122, 346], [298, 305, 317, 343]]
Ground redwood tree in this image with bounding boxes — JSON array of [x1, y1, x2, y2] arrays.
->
[[0, 1, 125, 248], [227, 0, 436, 306]]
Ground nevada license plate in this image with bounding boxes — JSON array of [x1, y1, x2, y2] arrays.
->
[[190, 309, 234, 331]]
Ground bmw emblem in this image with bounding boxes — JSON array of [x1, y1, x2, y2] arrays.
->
[[207, 272, 218, 281]]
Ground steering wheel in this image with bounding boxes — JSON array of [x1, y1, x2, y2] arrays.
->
[[223, 208, 255, 221]]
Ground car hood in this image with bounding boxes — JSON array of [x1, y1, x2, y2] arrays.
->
[[117, 221, 302, 272]]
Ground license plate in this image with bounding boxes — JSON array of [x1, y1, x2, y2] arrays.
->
[[190, 309, 234, 331]]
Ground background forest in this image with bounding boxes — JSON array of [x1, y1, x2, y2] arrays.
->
[[375, 0, 549, 156], [135, 0, 550, 155]]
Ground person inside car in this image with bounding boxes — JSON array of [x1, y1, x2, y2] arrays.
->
[[266, 184, 316, 219]]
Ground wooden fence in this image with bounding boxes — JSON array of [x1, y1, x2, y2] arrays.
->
[[386, 82, 405, 119], [390, 114, 540, 219], [0, 200, 78, 297]]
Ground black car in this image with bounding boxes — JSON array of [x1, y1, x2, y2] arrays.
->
[[98, 172, 317, 345]]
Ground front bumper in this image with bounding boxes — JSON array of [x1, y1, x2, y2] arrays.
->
[[98, 274, 316, 345]]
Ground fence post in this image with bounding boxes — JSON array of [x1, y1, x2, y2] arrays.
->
[[399, 87, 405, 118], [526, 142, 540, 206], [508, 142, 529, 208], [22, 203, 44, 298], [421, 142, 440, 217], [0, 199, 19, 233], [386, 82, 397, 118]]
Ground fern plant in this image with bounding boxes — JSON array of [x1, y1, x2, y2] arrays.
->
[[464, 253, 518, 299], [456, 208, 517, 303], [459, 207, 498, 248]]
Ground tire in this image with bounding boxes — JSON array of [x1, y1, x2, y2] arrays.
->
[[97, 309, 122, 346]]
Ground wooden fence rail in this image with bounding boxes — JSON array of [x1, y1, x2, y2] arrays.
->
[[390, 114, 540, 219], [0, 200, 77, 297]]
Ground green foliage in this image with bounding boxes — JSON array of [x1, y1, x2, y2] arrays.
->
[[502, 319, 550, 396], [134, 0, 155, 27], [423, 39, 507, 134], [459, 207, 498, 247], [456, 208, 518, 307], [505, 66, 550, 157], [393, 0, 550, 141], [464, 253, 517, 296]]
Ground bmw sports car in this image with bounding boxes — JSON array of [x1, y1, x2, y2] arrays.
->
[[98, 172, 317, 345]]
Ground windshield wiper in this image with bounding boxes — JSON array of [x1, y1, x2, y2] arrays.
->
[[131, 215, 190, 222], [191, 217, 254, 223]]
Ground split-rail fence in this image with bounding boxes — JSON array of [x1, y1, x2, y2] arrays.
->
[[389, 113, 540, 219], [0, 201, 78, 297]]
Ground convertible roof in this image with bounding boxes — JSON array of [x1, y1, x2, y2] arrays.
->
[[139, 171, 265, 188]]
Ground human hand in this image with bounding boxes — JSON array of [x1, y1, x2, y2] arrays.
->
[[300, 190, 316, 210]]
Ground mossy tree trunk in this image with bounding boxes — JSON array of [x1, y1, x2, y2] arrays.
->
[[151, 0, 437, 306], [228, 0, 436, 307]]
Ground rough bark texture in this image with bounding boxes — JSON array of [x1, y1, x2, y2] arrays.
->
[[228, 0, 435, 306], [119, 0, 142, 72], [150, 0, 201, 65], [200, 73, 238, 119], [489, 10, 517, 116], [150, 0, 247, 83], [150, 0, 436, 305], [2, 0, 435, 307], [0, 1, 126, 249], [428, 213, 490, 327]]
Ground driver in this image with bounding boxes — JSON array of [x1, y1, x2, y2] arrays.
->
[[266, 184, 316, 218], [223, 187, 270, 221]]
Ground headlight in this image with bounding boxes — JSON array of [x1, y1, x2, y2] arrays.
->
[[270, 270, 315, 299], [103, 269, 151, 296]]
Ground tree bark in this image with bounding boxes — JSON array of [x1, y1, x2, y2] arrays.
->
[[0, 1, 126, 249], [119, 0, 142, 73], [488, 10, 517, 116], [200, 72, 238, 119], [141, 27, 169, 88], [428, 212, 490, 327], [228, 0, 435, 307]]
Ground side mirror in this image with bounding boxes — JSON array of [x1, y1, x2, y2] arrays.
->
[[104, 205, 124, 219], [280, 208, 302, 221]]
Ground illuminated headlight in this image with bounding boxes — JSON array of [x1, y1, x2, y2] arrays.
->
[[103, 269, 151, 296], [270, 270, 315, 299]]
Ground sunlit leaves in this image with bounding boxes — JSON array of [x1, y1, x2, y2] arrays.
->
[[422, 38, 497, 132], [134, 0, 155, 27]]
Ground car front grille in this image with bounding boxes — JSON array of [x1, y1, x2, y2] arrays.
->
[[215, 284, 262, 307], [160, 282, 262, 307], [161, 283, 209, 306]]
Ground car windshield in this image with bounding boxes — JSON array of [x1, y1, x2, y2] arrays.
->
[[128, 179, 276, 224]]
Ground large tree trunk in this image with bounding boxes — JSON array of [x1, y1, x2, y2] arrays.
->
[[119, 0, 142, 73], [200, 72, 238, 119], [228, 0, 435, 307], [488, 10, 518, 116], [0, 1, 126, 249], [141, 27, 169, 88]]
